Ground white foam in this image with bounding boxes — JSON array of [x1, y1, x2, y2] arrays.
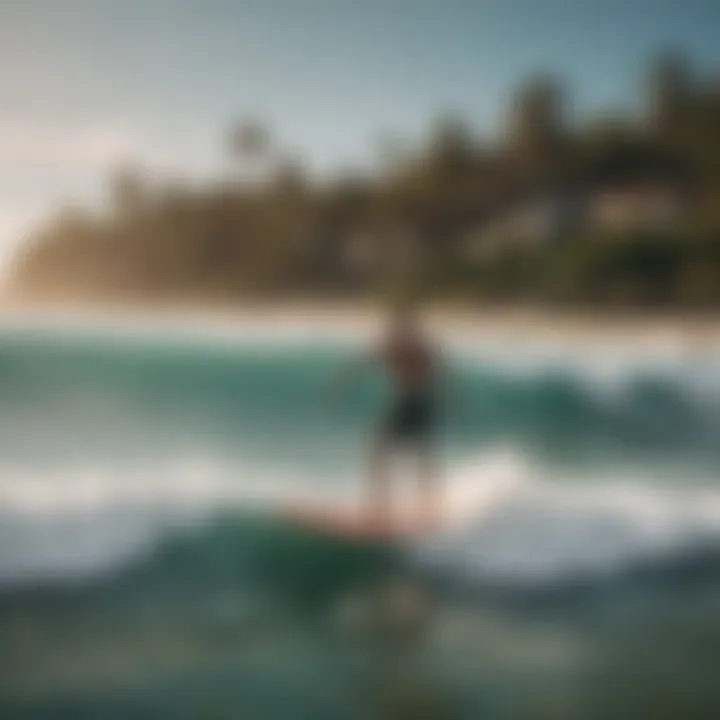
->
[[415, 451, 720, 585], [0, 458, 300, 584], [1, 449, 719, 587], [0, 458, 312, 516]]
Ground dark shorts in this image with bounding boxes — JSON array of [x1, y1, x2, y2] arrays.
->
[[382, 392, 435, 445]]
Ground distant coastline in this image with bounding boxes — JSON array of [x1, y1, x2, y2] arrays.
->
[[7, 52, 720, 314]]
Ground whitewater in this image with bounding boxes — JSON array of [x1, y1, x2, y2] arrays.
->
[[0, 313, 719, 591]]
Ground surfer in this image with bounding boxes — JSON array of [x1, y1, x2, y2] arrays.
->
[[335, 306, 442, 530]]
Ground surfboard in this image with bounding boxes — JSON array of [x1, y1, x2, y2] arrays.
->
[[281, 504, 437, 540], [279, 457, 521, 541]]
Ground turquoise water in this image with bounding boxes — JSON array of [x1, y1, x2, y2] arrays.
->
[[1, 318, 720, 718]]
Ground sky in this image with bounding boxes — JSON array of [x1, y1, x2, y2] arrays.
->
[[0, 0, 719, 271]]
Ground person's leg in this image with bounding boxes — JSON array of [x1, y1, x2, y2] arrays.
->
[[369, 433, 392, 524], [416, 442, 441, 528]]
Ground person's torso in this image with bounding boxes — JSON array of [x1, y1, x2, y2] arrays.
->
[[381, 336, 434, 395]]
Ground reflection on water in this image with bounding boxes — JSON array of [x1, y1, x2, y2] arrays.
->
[[2, 515, 720, 719], [341, 574, 444, 719]]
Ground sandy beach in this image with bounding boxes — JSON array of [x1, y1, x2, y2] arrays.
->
[[0, 297, 717, 355]]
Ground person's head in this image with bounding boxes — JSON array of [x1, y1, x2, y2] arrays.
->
[[387, 300, 421, 339]]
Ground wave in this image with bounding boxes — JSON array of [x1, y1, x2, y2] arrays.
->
[[1, 324, 720, 600], [1, 341, 720, 472], [0, 457, 355, 585], [2, 450, 720, 599], [415, 452, 720, 589]]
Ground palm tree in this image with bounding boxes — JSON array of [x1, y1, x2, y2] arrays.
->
[[227, 119, 273, 182]]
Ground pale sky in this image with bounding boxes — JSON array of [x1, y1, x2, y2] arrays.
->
[[1, 0, 719, 273]]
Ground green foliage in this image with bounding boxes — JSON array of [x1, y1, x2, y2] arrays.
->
[[9, 51, 720, 308]]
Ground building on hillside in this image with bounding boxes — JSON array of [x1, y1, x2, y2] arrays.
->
[[586, 179, 685, 234], [463, 190, 581, 261], [465, 167, 687, 262]]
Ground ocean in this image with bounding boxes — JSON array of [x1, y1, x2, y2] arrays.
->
[[1, 313, 719, 719]]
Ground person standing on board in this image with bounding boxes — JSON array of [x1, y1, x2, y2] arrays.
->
[[336, 305, 442, 530]]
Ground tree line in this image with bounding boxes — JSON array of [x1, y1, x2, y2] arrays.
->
[[9, 51, 720, 309]]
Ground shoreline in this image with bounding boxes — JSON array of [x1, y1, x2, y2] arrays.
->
[[0, 297, 716, 352]]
